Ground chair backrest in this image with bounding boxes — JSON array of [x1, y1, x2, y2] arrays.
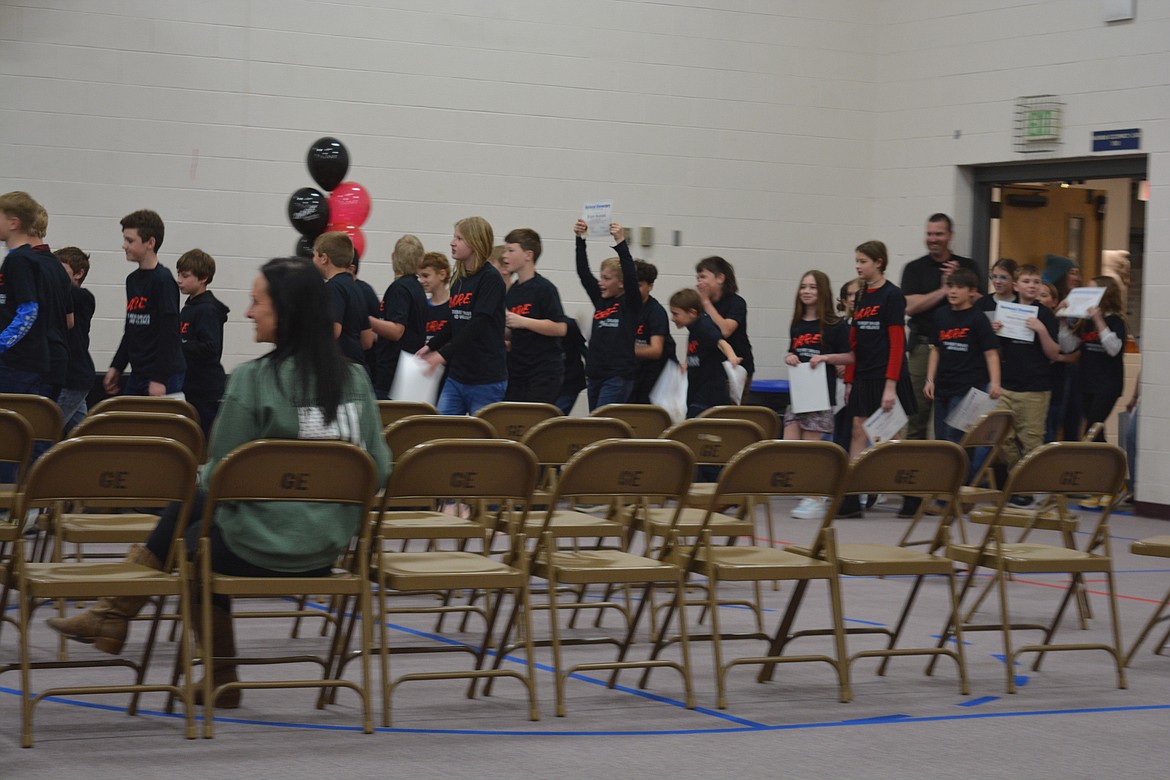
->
[[0, 392, 63, 443], [549, 439, 695, 503], [845, 440, 968, 501], [203, 440, 378, 548], [1083, 422, 1105, 442], [377, 399, 437, 429], [16, 436, 199, 566], [660, 418, 765, 466], [89, 395, 200, 425], [0, 408, 34, 487], [384, 414, 496, 460], [697, 404, 781, 439], [960, 409, 1014, 449], [521, 416, 634, 467], [1005, 441, 1127, 500], [72, 411, 207, 463], [383, 438, 538, 505], [591, 404, 673, 438], [475, 401, 561, 440]]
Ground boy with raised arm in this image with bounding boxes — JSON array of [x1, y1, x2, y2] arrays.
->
[[575, 220, 641, 410]]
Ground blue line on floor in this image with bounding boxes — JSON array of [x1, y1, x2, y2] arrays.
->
[[957, 696, 999, 707]]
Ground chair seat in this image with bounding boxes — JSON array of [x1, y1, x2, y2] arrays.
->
[[958, 486, 1002, 504], [949, 542, 1110, 573], [377, 551, 524, 590], [1131, 535, 1170, 558], [643, 506, 754, 537], [211, 570, 362, 597], [691, 545, 834, 581], [378, 511, 485, 540], [790, 542, 954, 576], [534, 549, 679, 585], [522, 510, 625, 538], [22, 561, 181, 597], [969, 505, 1077, 531], [58, 513, 159, 542]]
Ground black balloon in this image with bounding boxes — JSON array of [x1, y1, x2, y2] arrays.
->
[[307, 137, 349, 192], [287, 187, 330, 238], [295, 235, 314, 258]]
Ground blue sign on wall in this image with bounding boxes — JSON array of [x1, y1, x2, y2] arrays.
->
[[1092, 129, 1140, 152]]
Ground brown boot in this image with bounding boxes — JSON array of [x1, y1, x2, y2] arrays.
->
[[45, 544, 164, 655], [193, 605, 241, 709]]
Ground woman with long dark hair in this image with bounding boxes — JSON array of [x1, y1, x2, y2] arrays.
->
[[48, 256, 391, 707]]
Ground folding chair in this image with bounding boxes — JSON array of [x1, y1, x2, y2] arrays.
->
[[898, 408, 1015, 550], [646, 440, 851, 708], [367, 439, 541, 726], [504, 438, 697, 716], [1125, 535, 1170, 665], [697, 404, 781, 439], [591, 403, 673, 438], [3, 436, 198, 747], [520, 415, 634, 509], [763, 440, 970, 694], [196, 439, 379, 737], [941, 441, 1129, 693], [1, 394, 64, 562], [376, 399, 437, 430], [0, 409, 34, 637], [89, 394, 201, 426], [475, 401, 560, 440]]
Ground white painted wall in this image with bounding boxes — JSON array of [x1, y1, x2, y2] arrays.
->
[[2, 0, 1168, 503]]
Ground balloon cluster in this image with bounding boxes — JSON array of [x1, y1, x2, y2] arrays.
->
[[287, 137, 371, 259]]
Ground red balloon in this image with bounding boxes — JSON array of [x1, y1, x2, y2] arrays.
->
[[328, 223, 366, 259], [328, 181, 371, 226]]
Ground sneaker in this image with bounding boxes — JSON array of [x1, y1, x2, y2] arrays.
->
[[791, 497, 827, 520], [835, 494, 863, 519], [1078, 495, 1102, 509], [1009, 495, 1035, 508]]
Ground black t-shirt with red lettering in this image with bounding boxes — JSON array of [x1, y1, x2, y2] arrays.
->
[[789, 318, 850, 400], [849, 280, 906, 381], [686, 314, 729, 410], [505, 273, 565, 378], [998, 303, 1058, 392], [1076, 313, 1126, 397], [111, 264, 186, 382], [376, 274, 427, 394], [713, 293, 754, 374], [632, 295, 675, 402], [428, 264, 507, 385], [576, 237, 641, 380], [929, 305, 999, 398], [424, 300, 449, 344]]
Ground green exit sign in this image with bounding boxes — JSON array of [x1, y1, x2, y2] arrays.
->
[[1025, 109, 1058, 141]]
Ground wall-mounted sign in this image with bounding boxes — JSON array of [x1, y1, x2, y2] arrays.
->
[[1092, 129, 1140, 152]]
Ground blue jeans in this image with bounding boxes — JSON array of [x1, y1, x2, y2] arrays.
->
[[555, 389, 583, 416], [123, 372, 186, 397], [57, 386, 89, 436], [586, 376, 634, 412], [0, 362, 46, 395], [437, 377, 506, 416], [934, 391, 988, 483]]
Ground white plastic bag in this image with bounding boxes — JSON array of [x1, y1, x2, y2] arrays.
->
[[650, 364, 688, 424]]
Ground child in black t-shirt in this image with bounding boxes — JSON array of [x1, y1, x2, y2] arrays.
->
[[417, 251, 451, 345], [924, 268, 1001, 446], [1057, 275, 1127, 442], [668, 288, 741, 418], [502, 228, 566, 403], [105, 209, 186, 397], [176, 248, 229, 437], [420, 216, 507, 415], [784, 270, 853, 441], [696, 255, 754, 403], [630, 260, 676, 404], [313, 231, 372, 369], [575, 219, 642, 410], [370, 235, 427, 399], [54, 247, 96, 434]]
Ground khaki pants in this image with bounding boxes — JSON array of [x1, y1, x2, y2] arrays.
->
[[906, 338, 932, 441], [998, 389, 1051, 468]]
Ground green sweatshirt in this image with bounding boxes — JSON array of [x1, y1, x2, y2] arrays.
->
[[203, 356, 391, 572]]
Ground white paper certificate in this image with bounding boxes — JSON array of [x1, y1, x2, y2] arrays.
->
[[1060, 287, 1106, 319], [863, 399, 908, 445], [944, 387, 1000, 432], [389, 352, 442, 406], [788, 362, 831, 414], [995, 300, 1038, 342], [723, 361, 748, 406], [583, 201, 614, 238]]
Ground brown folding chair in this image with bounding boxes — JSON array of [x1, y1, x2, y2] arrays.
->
[[376, 399, 437, 430], [765, 440, 971, 694], [591, 403, 673, 438], [1125, 535, 1170, 665], [500, 439, 697, 716], [475, 401, 560, 440], [367, 439, 541, 726], [0, 393, 61, 500], [520, 415, 634, 508], [196, 439, 379, 737], [2, 436, 199, 747], [90, 394, 200, 426], [646, 440, 851, 708], [942, 441, 1128, 693], [0, 409, 34, 637], [697, 404, 781, 439]]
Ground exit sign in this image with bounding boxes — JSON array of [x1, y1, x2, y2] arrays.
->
[[1025, 110, 1058, 141]]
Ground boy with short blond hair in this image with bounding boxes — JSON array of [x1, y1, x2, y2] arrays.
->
[[105, 209, 186, 397], [993, 263, 1060, 468], [313, 230, 371, 369], [369, 234, 427, 399], [503, 228, 566, 403], [55, 246, 97, 433], [0, 191, 50, 394], [176, 248, 229, 435]]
